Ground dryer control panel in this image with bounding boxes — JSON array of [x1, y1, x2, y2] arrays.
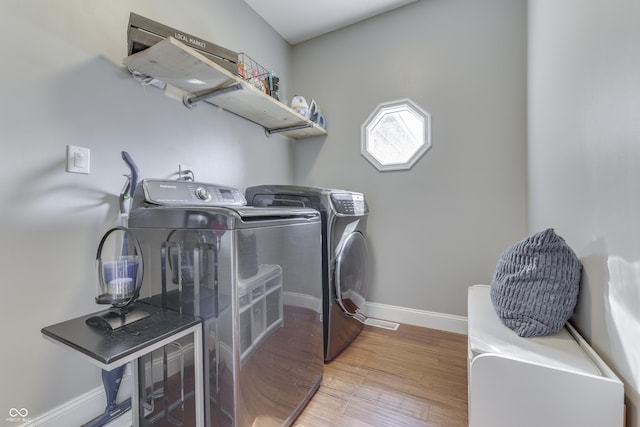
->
[[330, 192, 369, 215], [141, 179, 246, 206]]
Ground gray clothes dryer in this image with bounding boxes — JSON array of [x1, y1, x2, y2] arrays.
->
[[245, 185, 370, 362]]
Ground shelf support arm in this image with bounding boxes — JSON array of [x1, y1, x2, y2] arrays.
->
[[183, 83, 243, 109], [265, 123, 315, 137]]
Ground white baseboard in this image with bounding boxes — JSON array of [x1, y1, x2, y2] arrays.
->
[[22, 368, 133, 427], [22, 343, 194, 427], [364, 302, 468, 335]]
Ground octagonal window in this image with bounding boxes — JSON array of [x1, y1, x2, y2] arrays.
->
[[361, 99, 431, 171]]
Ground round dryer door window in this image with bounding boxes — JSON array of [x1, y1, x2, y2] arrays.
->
[[335, 231, 368, 315]]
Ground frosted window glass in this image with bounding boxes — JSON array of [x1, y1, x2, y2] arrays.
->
[[361, 99, 431, 171]]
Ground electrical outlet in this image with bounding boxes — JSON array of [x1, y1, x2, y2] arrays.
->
[[66, 145, 90, 174]]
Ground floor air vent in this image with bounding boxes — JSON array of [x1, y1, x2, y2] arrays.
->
[[364, 317, 400, 330]]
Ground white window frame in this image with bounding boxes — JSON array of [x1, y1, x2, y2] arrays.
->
[[361, 99, 432, 171]]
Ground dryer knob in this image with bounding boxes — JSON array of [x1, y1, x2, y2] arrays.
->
[[195, 186, 211, 201]]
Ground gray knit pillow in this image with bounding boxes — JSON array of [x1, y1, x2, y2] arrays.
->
[[490, 228, 582, 337]]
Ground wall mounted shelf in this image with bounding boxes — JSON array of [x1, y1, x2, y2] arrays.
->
[[123, 37, 327, 139]]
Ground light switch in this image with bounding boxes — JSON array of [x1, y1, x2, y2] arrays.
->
[[66, 145, 90, 174]]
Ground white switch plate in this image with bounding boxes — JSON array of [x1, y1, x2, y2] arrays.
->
[[66, 145, 90, 174]]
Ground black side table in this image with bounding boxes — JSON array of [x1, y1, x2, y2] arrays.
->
[[42, 302, 204, 427]]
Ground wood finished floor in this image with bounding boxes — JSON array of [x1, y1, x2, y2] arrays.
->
[[293, 324, 468, 427]]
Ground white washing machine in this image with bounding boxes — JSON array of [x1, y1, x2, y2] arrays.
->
[[245, 185, 369, 361]]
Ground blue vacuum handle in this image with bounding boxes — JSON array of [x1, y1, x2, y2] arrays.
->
[[121, 151, 139, 197], [119, 151, 139, 257]]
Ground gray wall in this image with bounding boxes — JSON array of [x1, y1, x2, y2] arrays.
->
[[0, 0, 293, 419], [528, 1, 640, 425], [11, 0, 638, 425], [291, 0, 527, 316]]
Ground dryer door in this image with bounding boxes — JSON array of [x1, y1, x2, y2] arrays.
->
[[335, 231, 368, 315]]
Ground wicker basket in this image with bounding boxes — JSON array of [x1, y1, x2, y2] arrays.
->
[[237, 53, 279, 100]]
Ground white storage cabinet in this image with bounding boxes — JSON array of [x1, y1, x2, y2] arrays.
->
[[467, 284, 624, 427]]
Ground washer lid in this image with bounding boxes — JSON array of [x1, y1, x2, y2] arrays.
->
[[335, 231, 368, 316], [129, 180, 319, 229]]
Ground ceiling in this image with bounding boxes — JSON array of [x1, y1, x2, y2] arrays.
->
[[243, 0, 419, 45]]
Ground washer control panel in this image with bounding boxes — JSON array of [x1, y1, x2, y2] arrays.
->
[[330, 192, 369, 215], [141, 179, 246, 206]]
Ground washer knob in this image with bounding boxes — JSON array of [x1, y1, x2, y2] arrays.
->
[[195, 186, 211, 201]]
